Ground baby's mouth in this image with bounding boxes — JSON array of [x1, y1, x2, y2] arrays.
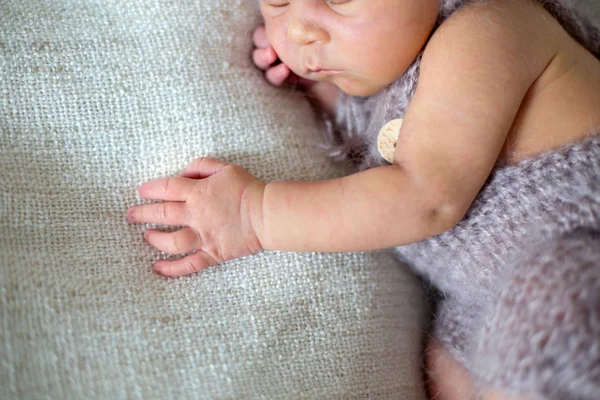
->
[[308, 68, 345, 75]]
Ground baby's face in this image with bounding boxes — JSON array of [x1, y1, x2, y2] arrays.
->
[[260, 0, 439, 96]]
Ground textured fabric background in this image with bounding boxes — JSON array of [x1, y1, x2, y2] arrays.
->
[[0, 1, 426, 399]]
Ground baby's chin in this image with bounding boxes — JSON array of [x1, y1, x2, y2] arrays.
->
[[333, 77, 386, 97], [294, 67, 388, 97]]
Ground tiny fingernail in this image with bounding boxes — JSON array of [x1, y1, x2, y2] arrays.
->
[[127, 208, 135, 221]]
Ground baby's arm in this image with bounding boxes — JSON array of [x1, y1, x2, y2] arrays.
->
[[256, 0, 557, 252], [128, 1, 557, 276]]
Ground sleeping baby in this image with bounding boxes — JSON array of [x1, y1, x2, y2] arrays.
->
[[127, 1, 600, 398]]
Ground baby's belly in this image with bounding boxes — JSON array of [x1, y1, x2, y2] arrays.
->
[[501, 41, 600, 164]]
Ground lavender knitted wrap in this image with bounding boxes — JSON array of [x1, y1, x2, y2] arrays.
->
[[324, 1, 600, 398]]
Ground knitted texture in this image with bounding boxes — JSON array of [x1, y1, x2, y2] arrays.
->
[[0, 1, 427, 399], [406, 136, 600, 399], [472, 229, 600, 398], [322, 0, 600, 398]]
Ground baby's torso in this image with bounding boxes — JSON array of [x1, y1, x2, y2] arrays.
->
[[328, 0, 600, 171], [500, 5, 600, 164], [326, 0, 600, 299]]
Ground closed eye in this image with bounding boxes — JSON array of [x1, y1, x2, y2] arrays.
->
[[266, 1, 289, 7]]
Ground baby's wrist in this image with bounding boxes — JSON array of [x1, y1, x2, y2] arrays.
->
[[243, 179, 267, 252]]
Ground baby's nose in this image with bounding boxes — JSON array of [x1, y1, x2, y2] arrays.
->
[[287, 20, 330, 46]]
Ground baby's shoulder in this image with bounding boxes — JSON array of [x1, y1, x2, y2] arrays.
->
[[424, 0, 562, 82], [441, 0, 561, 35]]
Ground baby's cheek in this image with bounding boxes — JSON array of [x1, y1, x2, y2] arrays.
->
[[273, 44, 297, 73], [265, 26, 288, 58], [264, 23, 280, 48]]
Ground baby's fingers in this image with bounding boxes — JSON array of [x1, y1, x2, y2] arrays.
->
[[153, 249, 219, 277], [253, 46, 278, 70], [266, 63, 291, 87], [144, 227, 200, 254], [127, 202, 189, 226], [138, 176, 195, 201]]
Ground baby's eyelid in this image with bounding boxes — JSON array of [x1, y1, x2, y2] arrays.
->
[[264, 0, 348, 8], [265, 1, 289, 7]]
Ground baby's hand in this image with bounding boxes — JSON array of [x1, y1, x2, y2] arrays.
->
[[127, 158, 265, 277], [252, 25, 312, 89]]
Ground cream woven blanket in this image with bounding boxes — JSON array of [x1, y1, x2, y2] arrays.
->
[[0, 1, 426, 398]]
